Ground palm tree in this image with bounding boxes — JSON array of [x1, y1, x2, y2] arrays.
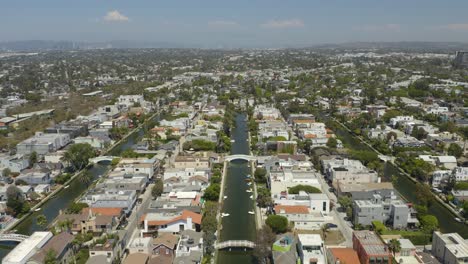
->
[[388, 239, 401, 257], [36, 214, 48, 230], [79, 172, 93, 187], [321, 224, 330, 239]]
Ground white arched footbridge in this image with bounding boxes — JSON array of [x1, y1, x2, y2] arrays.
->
[[89, 156, 118, 164], [0, 234, 29, 243], [215, 240, 256, 249], [225, 154, 256, 162]]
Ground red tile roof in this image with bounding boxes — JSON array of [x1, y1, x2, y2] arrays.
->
[[275, 205, 310, 214], [142, 210, 202, 226], [328, 248, 360, 264], [83, 207, 123, 217]]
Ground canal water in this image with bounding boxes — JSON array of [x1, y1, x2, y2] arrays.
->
[[0, 117, 154, 259], [334, 124, 468, 238], [217, 113, 257, 264]]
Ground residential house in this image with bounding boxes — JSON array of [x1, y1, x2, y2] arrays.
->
[[16, 170, 51, 185], [273, 204, 332, 230], [298, 234, 325, 264], [432, 170, 452, 188], [88, 239, 117, 264], [74, 136, 107, 150], [141, 210, 201, 235], [2, 232, 53, 264], [44, 123, 88, 139], [322, 158, 379, 188], [27, 232, 74, 264], [432, 231, 468, 264], [326, 247, 360, 264], [353, 231, 392, 264], [453, 167, 468, 182], [151, 232, 178, 263], [81, 189, 137, 215], [173, 156, 210, 170], [0, 154, 29, 173], [352, 192, 418, 229], [174, 230, 203, 264], [272, 233, 300, 264], [17, 132, 71, 156]]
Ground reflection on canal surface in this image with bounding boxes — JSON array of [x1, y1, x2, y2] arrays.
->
[[217, 113, 257, 264]]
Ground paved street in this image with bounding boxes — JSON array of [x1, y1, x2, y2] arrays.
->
[[121, 183, 155, 252], [315, 169, 353, 247]]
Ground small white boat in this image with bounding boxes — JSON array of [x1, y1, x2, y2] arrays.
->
[[455, 217, 462, 223], [221, 213, 230, 217], [247, 182, 252, 186], [224, 196, 228, 199], [230, 140, 235, 143], [246, 189, 253, 193], [246, 174, 251, 178], [248, 211, 255, 215], [64, 185, 70, 189], [34, 208, 41, 212], [250, 195, 254, 199]]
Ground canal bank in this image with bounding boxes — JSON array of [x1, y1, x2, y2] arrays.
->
[[217, 113, 257, 264], [331, 119, 468, 238]]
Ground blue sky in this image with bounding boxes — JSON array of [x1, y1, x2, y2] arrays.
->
[[1, 0, 468, 47]]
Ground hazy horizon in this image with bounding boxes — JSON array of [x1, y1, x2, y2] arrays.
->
[[2, 0, 468, 48]]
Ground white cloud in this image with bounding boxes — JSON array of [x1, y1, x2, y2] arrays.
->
[[353, 24, 401, 32], [208, 20, 239, 28], [103, 10, 130, 22], [436, 23, 468, 31], [260, 19, 304, 29]]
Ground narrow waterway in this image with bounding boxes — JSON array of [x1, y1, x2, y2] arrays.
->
[[217, 113, 257, 264], [0, 117, 155, 259], [334, 124, 468, 238]]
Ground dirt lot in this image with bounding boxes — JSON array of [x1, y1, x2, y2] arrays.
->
[[296, 229, 345, 245]]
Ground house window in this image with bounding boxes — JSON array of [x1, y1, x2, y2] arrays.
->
[[322, 202, 327, 211], [165, 249, 169, 255]]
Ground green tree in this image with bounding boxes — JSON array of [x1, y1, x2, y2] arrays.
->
[[447, 143, 463, 158], [2, 168, 11, 178], [67, 202, 89, 214], [288, 184, 321, 194], [253, 225, 277, 264], [78, 171, 93, 187], [388, 239, 401, 257], [326, 137, 338, 148], [37, 214, 48, 230], [62, 143, 96, 171], [420, 215, 439, 233], [203, 184, 220, 201], [152, 179, 164, 198], [415, 183, 434, 206], [6, 185, 27, 217], [29, 151, 38, 165], [266, 215, 288, 233], [44, 249, 57, 264], [256, 187, 273, 208], [121, 149, 139, 158], [254, 168, 267, 183]]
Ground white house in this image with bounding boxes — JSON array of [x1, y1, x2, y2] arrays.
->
[[141, 210, 201, 234]]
